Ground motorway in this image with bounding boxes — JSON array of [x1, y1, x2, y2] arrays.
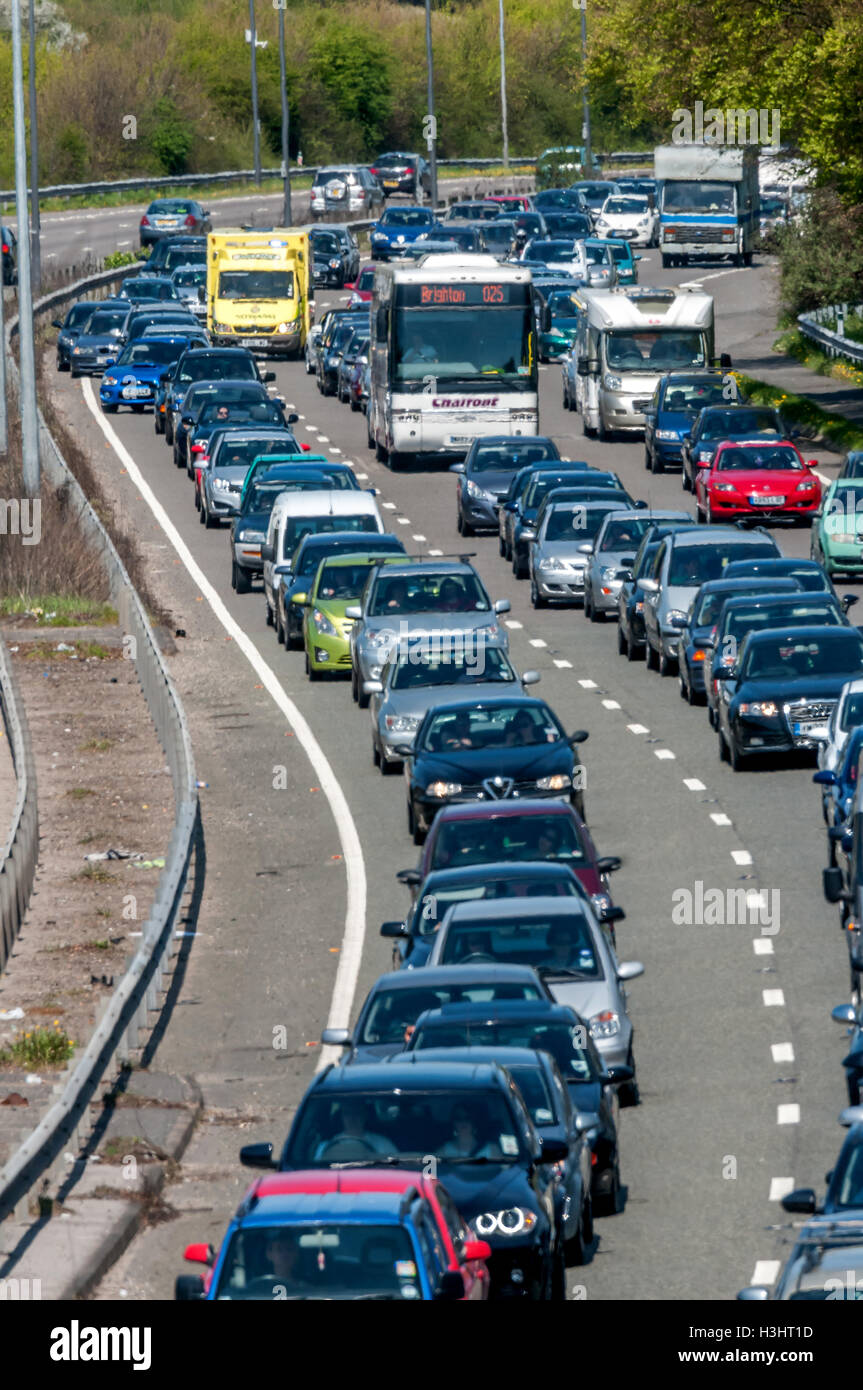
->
[[41, 247, 855, 1301]]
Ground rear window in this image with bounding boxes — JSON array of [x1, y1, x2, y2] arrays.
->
[[440, 914, 602, 978], [410, 873, 580, 937]]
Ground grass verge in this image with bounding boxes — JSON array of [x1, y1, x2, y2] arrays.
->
[[734, 367, 863, 454]]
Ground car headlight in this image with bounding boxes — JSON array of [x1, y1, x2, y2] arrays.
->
[[328, 259, 341, 269], [474, 1208, 537, 1237], [604, 373, 621, 390], [696, 448, 714, 462], [327, 355, 340, 367], [277, 322, 291, 334], [72, 346, 84, 354], [589, 1010, 620, 1039], [713, 482, 737, 492], [313, 608, 337, 636], [601, 567, 619, 583], [538, 558, 566, 571], [213, 321, 232, 333], [385, 715, 419, 733], [795, 479, 817, 492], [212, 478, 232, 491], [591, 892, 612, 915], [237, 529, 265, 543], [102, 376, 117, 386], [536, 773, 571, 791], [634, 600, 644, 613], [426, 780, 462, 797], [835, 532, 856, 544], [372, 233, 387, 242], [664, 609, 687, 626], [738, 701, 779, 717], [638, 216, 648, 225], [466, 479, 485, 499], [655, 428, 679, 441], [596, 218, 608, 228]]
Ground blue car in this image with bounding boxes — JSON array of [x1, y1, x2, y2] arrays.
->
[[370, 206, 444, 260], [814, 726, 863, 829], [604, 237, 639, 286], [99, 336, 200, 413], [643, 370, 735, 475]]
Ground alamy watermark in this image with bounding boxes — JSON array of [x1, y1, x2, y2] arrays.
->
[[0, 498, 41, 545], [671, 102, 780, 150], [672, 881, 780, 935]]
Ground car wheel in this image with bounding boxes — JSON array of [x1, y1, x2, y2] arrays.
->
[[564, 1199, 592, 1266], [729, 734, 744, 771], [198, 499, 206, 524], [645, 639, 659, 671], [375, 438, 387, 464], [572, 788, 586, 821], [306, 650, 322, 681], [681, 465, 692, 492], [409, 801, 424, 845], [650, 449, 664, 475], [582, 413, 595, 438], [380, 750, 398, 777], [350, 397, 360, 412], [594, 1162, 622, 1217], [588, 593, 602, 623], [679, 669, 689, 700], [658, 645, 676, 677], [203, 505, 218, 530], [265, 596, 273, 627], [597, 414, 610, 443], [357, 678, 370, 710], [617, 623, 627, 655], [718, 726, 730, 762], [57, 356, 68, 372], [530, 577, 546, 609], [387, 449, 404, 471], [372, 739, 381, 768], [550, 1242, 567, 1301], [275, 605, 286, 646], [695, 500, 706, 523], [101, 401, 118, 414], [233, 561, 251, 595], [619, 1051, 640, 1107], [165, 423, 174, 445], [562, 385, 570, 411], [644, 447, 652, 471], [498, 532, 506, 558]]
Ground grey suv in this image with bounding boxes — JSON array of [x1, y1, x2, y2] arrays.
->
[[310, 166, 384, 217]]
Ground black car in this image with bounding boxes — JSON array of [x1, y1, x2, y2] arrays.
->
[[398, 1043, 595, 1262], [383, 859, 609, 970], [499, 460, 590, 562], [780, 1113, 863, 1218], [445, 201, 501, 222], [680, 404, 791, 491], [165, 347, 273, 450], [716, 626, 863, 770], [309, 225, 360, 287], [616, 521, 696, 661], [541, 211, 592, 240], [401, 696, 588, 843], [451, 436, 560, 537], [121, 306, 200, 347], [53, 298, 109, 371], [184, 388, 288, 476], [722, 556, 837, 596], [240, 1059, 569, 1299], [676, 577, 802, 707], [277, 531, 405, 647], [317, 313, 368, 396], [532, 189, 589, 214], [1, 225, 16, 285], [139, 198, 211, 248], [139, 235, 207, 277], [68, 303, 129, 376], [370, 152, 431, 199], [321, 964, 552, 1065], [398, 998, 628, 1216]]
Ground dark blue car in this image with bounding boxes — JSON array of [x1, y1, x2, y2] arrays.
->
[[370, 206, 444, 260], [451, 436, 559, 537], [676, 576, 802, 706], [814, 726, 863, 829], [643, 370, 737, 475]]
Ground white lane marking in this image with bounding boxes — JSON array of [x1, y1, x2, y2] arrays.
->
[[654, 748, 675, 760], [601, 699, 620, 710], [382, 501, 397, 510], [763, 989, 785, 1007], [777, 1103, 800, 1125], [578, 679, 596, 689], [80, 378, 366, 1072], [683, 778, 705, 790], [330, 447, 342, 455], [529, 638, 547, 649], [429, 548, 443, 556], [769, 1177, 795, 1202], [304, 425, 318, 433], [753, 938, 773, 956], [397, 517, 410, 525], [710, 812, 732, 826], [505, 620, 522, 630], [553, 659, 572, 669], [412, 534, 426, 542], [751, 1260, 780, 1286], [317, 435, 330, 443], [117, 240, 131, 248], [627, 723, 648, 734], [680, 268, 748, 287], [731, 849, 753, 865], [772, 1042, 795, 1063], [297, 414, 305, 419], [357, 472, 368, 480]]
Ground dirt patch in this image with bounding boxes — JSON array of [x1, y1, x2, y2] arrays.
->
[[0, 643, 172, 1071]]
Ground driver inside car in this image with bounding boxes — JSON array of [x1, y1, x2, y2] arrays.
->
[[313, 1100, 391, 1160]]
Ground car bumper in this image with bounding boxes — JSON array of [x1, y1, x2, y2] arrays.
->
[[412, 785, 572, 832], [591, 1029, 630, 1070], [592, 580, 623, 613], [823, 547, 863, 573], [534, 570, 587, 601], [379, 726, 415, 762], [307, 632, 352, 672], [211, 331, 300, 355], [706, 496, 820, 521], [484, 1243, 549, 1300], [71, 354, 115, 374], [685, 658, 707, 692], [205, 492, 240, 517], [232, 542, 263, 574], [733, 714, 826, 754], [652, 440, 684, 465], [461, 496, 501, 528]]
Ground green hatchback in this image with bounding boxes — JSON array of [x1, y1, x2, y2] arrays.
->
[[811, 476, 863, 578], [606, 238, 639, 286], [537, 288, 581, 362], [301, 552, 404, 678]]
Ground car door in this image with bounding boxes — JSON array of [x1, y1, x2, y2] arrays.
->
[[642, 541, 667, 649]]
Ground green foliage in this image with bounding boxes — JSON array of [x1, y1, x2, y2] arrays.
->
[[147, 96, 193, 176], [776, 191, 863, 319], [308, 25, 392, 155], [54, 123, 90, 182], [104, 250, 140, 269]]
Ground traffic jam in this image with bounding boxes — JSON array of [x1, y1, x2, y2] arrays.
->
[[54, 147, 863, 1305]]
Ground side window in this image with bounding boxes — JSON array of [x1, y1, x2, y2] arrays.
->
[[415, 1203, 447, 1280], [652, 540, 667, 580], [549, 1066, 572, 1125], [435, 1186, 467, 1261]]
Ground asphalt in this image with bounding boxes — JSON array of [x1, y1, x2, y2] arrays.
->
[[8, 246, 859, 1303]]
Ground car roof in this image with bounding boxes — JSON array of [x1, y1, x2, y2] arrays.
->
[[444, 896, 590, 924], [698, 576, 798, 594], [401, 1045, 553, 1071], [298, 530, 399, 548], [272, 490, 379, 517], [670, 527, 774, 548], [238, 1186, 414, 1227], [421, 694, 548, 716], [720, 591, 834, 614], [414, 999, 573, 1023], [370, 560, 475, 578], [725, 557, 824, 571], [547, 497, 628, 511], [419, 860, 579, 888], [746, 624, 858, 644], [316, 1060, 507, 1091], [432, 798, 577, 825], [367, 963, 546, 993], [321, 550, 401, 568]]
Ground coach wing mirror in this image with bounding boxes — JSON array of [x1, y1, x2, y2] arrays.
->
[[576, 358, 597, 376], [823, 865, 846, 903]]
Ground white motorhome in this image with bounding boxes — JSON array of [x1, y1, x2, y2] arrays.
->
[[573, 286, 719, 438], [367, 254, 538, 469]]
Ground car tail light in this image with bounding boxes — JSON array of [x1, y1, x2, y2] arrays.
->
[[1, 243, 8, 254], [184, 215, 196, 227], [191, 443, 205, 454], [300, 443, 311, 451], [140, 216, 150, 226]]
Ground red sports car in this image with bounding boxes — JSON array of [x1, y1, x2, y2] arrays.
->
[[345, 264, 375, 304], [694, 438, 822, 524]]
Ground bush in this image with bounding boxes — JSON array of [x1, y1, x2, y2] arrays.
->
[[54, 122, 90, 182], [777, 189, 863, 320], [148, 96, 194, 177]]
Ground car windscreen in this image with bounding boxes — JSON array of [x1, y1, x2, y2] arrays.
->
[[606, 330, 706, 370], [701, 409, 780, 438], [410, 873, 581, 936], [480, 222, 515, 246], [668, 542, 777, 586], [172, 267, 206, 288], [64, 303, 96, 329], [430, 812, 586, 870], [369, 572, 488, 617], [118, 340, 187, 366], [543, 507, 613, 542], [604, 198, 648, 215], [421, 703, 561, 753], [440, 915, 602, 978], [724, 602, 842, 644], [390, 647, 515, 691], [599, 517, 649, 550], [471, 442, 557, 473], [316, 562, 378, 600], [123, 281, 175, 300], [716, 445, 804, 471], [180, 356, 257, 383], [544, 215, 591, 237], [524, 473, 597, 506], [82, 311, 126, 335], [382, 209, 433, 226], [525, 241, 578, 262], [214, 1223, 418, 1301], [216, 437, 298, 471], [742, 633, 863, 680], [197, 396, 269, 423], [287, 1090, 524, 1165], [360, 980, 546, 1045], [163, 246, 206, 273], [148, 200, 196, 214], [662, 381, 731, 410]]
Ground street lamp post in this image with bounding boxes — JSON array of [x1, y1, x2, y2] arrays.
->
[[277, 2, 292, 225], [498, 0, 509, 169], [580, 5, 592, 171], [424, 0, 438, 210], [248, 0, 262, 186]]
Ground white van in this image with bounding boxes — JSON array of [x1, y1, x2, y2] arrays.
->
[[261, 489, 384, 619]]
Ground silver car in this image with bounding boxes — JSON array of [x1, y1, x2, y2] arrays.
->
[[304, 322, 322, 375], [199, 439, 251, 529], [583, 509, 686, 621], [818, 678, 863, 774], [309, 165, 383, 217], [427, 896, 644, 1072], [348, 561, 510, 707], [366, 641, 540, 772], [529, 499, 629, 608], [170, 265, 207, 321]]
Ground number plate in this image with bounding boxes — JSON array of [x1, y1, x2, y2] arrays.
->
[[121, 386, 151, 398], [749, 494, 784, 505], [383, 180, 399, 188], [447, 435, 474, 446], [793, 721, 828, 739], [242, 338, 271, 347]]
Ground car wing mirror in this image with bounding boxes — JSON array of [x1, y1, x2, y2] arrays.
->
[[568, 729, 589, 745], [617, 960, 645, 981], [260, 542, 274, 563], [831, 1003, 857, 1025], [380, 920, 408, 938], [396, 867, 422, 886], [493, 598, 511, 614], [521, 670, 541, 686], [780, 1188, 817, 1215], [239, 1142, 275, 1169], [573, 1111, 600, 1135], [321, 1027, 351, 1047], [363, 679, 383, 695], [813, 770, 837, 785], [345, 605, 362, 620], [596, 855, 621, 874]]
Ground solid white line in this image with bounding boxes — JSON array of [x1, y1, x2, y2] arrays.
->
[[769, 1177, 795, 1202], [627, 723, 648, 734], [601, 699, 620, 710], [731, 849, 752, 865], [529, 638, 547, 649], [578, 679, 596, 689], [777, 1103, 800, 1125], [683, 778, 705, 790], [710, 812, 732, 826], [654, 748, 675, 760], [751, 1260, 780, 1286], [771, 1042, 794, 1063], [763, 989, 785, 1007], [553, 659, 572, 669], [753, 938, 774, 956], [80, 378, 366, 1072]]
